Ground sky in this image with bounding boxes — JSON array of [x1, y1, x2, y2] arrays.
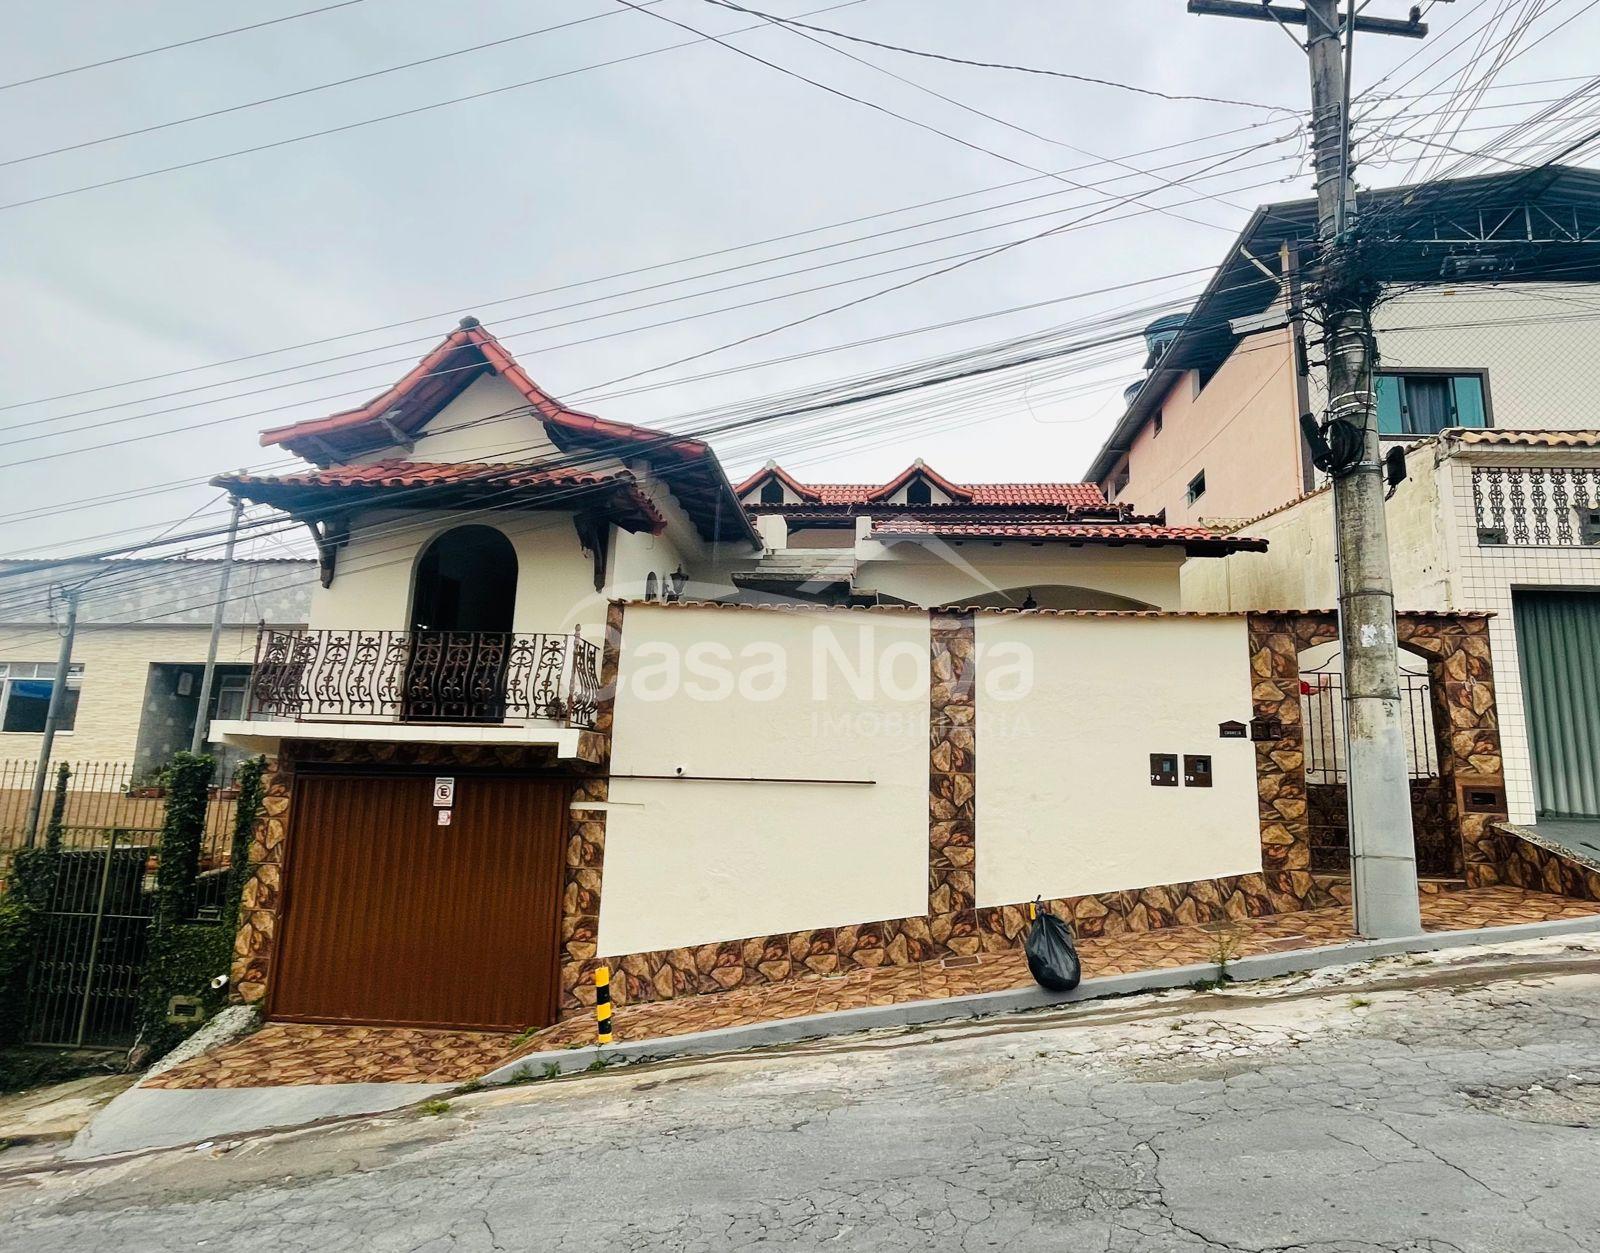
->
[[2, 0, 1596, 559]]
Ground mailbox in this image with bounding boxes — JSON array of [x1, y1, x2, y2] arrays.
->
[[1184, 755, 1213, 788], [1150, 753, 1179, 787], [1454, 774, 1507, 815]]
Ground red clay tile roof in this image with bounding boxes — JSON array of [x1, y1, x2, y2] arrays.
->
[[736, 462, 1106, 509], [220, 460, 629, 491], [870, 518, 1267, 554], [254, 320, 755, 545], [1445, 427, 1600, 448], [214, 459, 667, 534]]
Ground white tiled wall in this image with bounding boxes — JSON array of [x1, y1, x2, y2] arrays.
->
[[1442, 456, 1600, 823]]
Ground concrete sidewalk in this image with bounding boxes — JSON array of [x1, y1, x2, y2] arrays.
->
[[60, 1081, 452, 1161]]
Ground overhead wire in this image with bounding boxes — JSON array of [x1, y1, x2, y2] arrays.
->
[[0, 0, 874, 213], [0, 1, 371, 93]]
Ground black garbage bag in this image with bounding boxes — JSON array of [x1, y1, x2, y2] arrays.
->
[[1024, 900, 1082, 992]]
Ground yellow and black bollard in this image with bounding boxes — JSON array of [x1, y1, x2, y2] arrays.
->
[[594, 965, 614, 1045]]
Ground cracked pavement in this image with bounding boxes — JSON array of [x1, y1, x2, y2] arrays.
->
[[5, 939, 1600, 1252]]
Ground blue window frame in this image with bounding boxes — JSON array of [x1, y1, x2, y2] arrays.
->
[[1375, 371, 1489, 436]]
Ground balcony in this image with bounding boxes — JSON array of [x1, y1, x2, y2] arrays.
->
[[244, 628, 601, 729]]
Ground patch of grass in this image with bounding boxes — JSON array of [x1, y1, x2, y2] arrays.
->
[[417, 1098, 452, 1117], [542, 1063, 562, 1080], [586, 1055, 612, 1073], [1349, 996, 1372, 1009], [454, 1080, 483, 1095]]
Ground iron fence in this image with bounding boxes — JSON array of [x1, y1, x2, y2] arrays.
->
[[1472, 464, 1600, 546], [24, 828, 158, 1047], [1301, 671, 1440, 784], [3, 758, 252, 1047], [247, 627, 601, 727]]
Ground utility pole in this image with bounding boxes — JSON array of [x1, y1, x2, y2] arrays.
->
[[1188, 0, 1443, 938], [190, 493, 244, 754], [24, 584, 81, 847]]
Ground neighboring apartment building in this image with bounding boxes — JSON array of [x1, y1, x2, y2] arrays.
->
[[0, 557, 315, 774], [1088, 166, 1600, 836], [1085, 166, 1600, 529]]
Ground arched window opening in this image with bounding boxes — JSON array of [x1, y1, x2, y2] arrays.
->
[[411, 525, 517, 633], [644, 571, 659, 602], [406, 526, 519, 723]]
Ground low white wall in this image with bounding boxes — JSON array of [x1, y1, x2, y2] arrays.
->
[[598, 604, 931, 956], [974, 615, 1262, 905]]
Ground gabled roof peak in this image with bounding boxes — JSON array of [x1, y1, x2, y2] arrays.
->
[[254, 320, 756, 544], [735, 463, 1107, 510]]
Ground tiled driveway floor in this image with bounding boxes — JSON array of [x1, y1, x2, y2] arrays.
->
[[145, 886, 1598, 1089]]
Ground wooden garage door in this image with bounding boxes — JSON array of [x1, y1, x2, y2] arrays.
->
[[271, 773, 570, 1032]]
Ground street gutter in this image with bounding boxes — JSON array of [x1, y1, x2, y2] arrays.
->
[[481, 911, 1600, 1084]]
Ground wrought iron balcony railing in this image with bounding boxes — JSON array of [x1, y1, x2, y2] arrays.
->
[[247, 628, 601, 728], [1472, 465, 1600, 547]]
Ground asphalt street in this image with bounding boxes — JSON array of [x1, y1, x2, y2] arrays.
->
[[5, 939, 1600, 1252]]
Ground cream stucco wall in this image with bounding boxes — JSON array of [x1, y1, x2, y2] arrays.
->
[[597, 604, 931, 956], [1179, 441, 1451, 612], [1110, 328, 1301, 528], [974, 614, 1262, 905], [0, 624, 260, 763], [854, 542, 1183, 610], [308, 508, 609, 637], [348, 375, 566, 467]]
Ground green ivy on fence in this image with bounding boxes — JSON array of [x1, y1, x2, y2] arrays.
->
[[137, 754, 268, 1059], [0, 764, 70, 1052]]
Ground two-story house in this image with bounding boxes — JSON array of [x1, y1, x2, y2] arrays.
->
[[205, 318, 1275, 1036]]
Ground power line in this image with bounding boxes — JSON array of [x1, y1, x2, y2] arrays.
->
[[0, 0, 872, 213], [0, 155, 1304, 460], [0, 4, 667, 169], [1, 136, 1300, 440], [0, 114, 1295, 416], [694, 0, 1297, 113], [0, 0, 371, 92]]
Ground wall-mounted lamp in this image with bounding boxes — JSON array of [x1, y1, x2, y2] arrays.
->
[[668, 566, 688, 602], [1021, 590, 1037, 610]]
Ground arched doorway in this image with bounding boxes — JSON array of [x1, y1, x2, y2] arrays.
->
[[406, 526, 518, 722]]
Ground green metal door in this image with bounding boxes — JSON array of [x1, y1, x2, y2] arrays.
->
[[1514, 591, 1600, 818]]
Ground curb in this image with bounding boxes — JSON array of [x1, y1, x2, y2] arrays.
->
[[479, 912, 1600, 1085]]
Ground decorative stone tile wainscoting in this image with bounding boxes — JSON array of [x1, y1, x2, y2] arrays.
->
[[1491, 823, 1600, 901], [1308, 779, 1454, 876], [231, 604, 625, 1017], [232, 604, 1518, 1026], [1247, 611, 1508, 892]]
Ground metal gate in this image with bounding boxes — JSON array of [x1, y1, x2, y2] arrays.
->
[[271, 772, 570, 1032], [23, 828, 159, 1047], [1514, 590, 1600, 818]]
